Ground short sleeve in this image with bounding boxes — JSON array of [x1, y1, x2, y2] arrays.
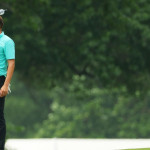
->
[[4, 40, 15, 60]]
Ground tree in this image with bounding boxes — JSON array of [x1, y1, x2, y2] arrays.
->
[[0, 0, 150, 92]]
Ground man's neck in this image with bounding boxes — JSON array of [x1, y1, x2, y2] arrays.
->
[[0, 30, 2, 34]]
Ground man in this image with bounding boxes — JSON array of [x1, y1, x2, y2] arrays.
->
[[0, 16, 15, 150]]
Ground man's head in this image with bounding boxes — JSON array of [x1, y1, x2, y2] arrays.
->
[[0, 16, 3, 29]]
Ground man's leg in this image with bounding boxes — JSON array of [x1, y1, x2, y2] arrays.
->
[[0, 76, 6, 150]]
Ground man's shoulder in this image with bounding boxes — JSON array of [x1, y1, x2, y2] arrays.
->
[[2, 34, 14, 43]]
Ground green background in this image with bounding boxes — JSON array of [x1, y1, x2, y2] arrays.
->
[[1, 0, 150, 139]]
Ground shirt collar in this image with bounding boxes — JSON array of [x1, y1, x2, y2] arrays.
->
[[0, 31, 4, 38]]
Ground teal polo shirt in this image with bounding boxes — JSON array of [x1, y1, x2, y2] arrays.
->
[[0, 31, 15, 77]]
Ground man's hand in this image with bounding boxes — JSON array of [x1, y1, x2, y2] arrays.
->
[[0, 84, 9, 97]]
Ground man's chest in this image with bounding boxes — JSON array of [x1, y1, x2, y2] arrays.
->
[[0, 41, 5, 55]]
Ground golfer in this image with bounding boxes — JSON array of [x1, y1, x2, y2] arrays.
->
[[0, 16, 15, 150]]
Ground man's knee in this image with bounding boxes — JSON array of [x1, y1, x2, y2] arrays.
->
[[0, 114, 5, 126]]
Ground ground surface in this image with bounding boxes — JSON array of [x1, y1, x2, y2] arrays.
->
[[126, 149, 150, 150], [5, 139, 150, 150]]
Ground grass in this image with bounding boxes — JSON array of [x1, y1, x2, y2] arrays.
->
[[126, 148, 150, 150]]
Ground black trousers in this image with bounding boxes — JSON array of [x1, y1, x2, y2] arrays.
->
[[0, 76, 6, 150]]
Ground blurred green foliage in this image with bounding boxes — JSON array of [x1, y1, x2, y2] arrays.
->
[[2, 0, 150, 91], [1, 0, 150, 138]]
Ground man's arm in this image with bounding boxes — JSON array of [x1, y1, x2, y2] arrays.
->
[[0, 59, 15, 97]]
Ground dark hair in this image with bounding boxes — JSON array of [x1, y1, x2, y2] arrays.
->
[[0, 16, 4, 28]]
